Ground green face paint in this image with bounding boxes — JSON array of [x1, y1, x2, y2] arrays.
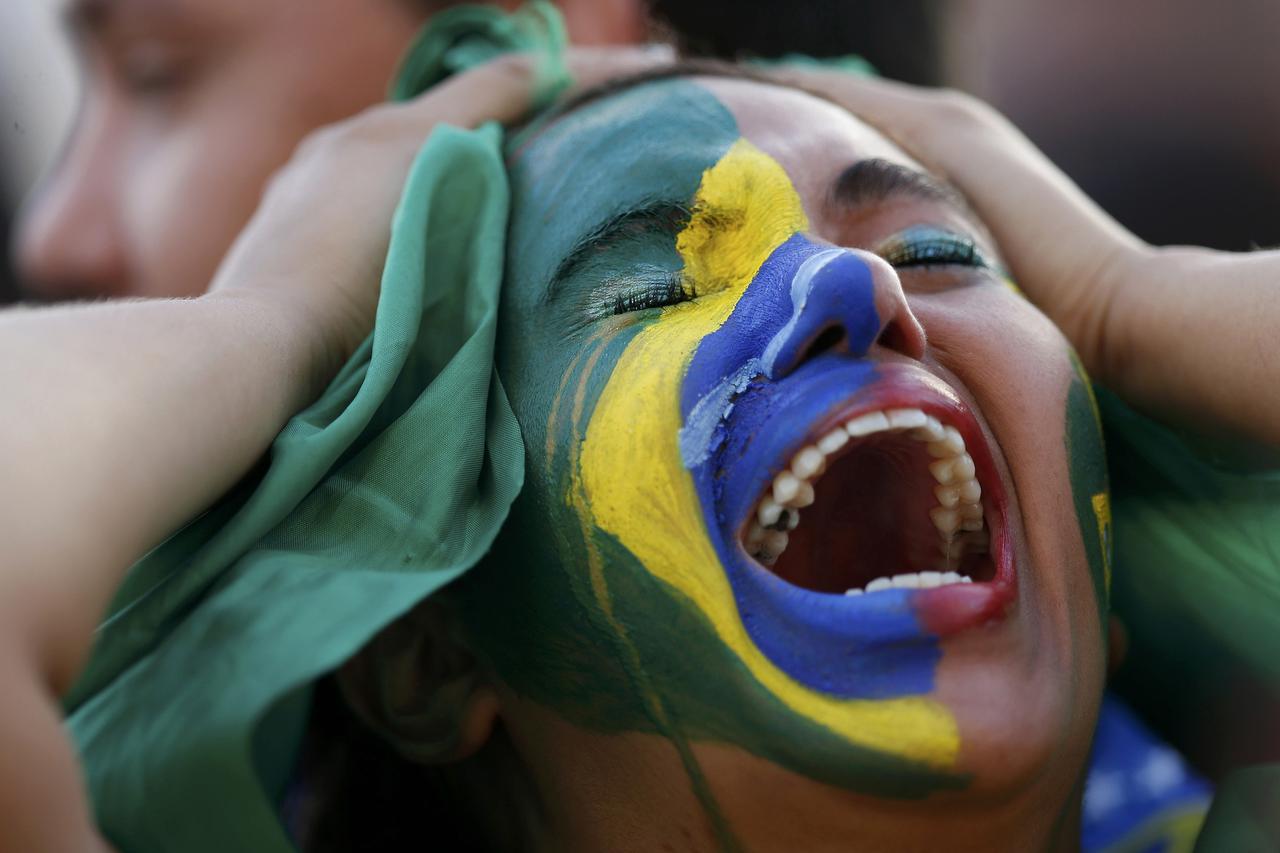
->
[[448, 79, 965, 800], [1066, 353, 1112, 626]]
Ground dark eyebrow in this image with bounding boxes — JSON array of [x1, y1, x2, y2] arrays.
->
[[544, 201, 691, 302], [830, 158, 967, 213]]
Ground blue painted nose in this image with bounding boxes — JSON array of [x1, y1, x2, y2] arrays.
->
[[761, 247, 925, 380]]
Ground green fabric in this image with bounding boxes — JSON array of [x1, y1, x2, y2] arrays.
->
[[1102, 388, 1280, 686], [390, 0, 570, 105], [1195, 765, 1280, 852], [749, 51, 877, 77], [63, 6, 569, 851], [1098, 389, 1280, 850]]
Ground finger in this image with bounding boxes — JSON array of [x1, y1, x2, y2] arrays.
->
[[784, 69, 1135, 245], [778, 70, 1142, 308], [771, 70, 940, 126], [394, 53, 545, 130], [368, 47, 675, 146], [562, 45, 676, 97], [772, 68, 1152, 375]]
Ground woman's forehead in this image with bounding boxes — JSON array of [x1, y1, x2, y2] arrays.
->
[[506, 78, 740, 300], [505, 75, 943, 300], [513, 73, 915, 191], [694, 75, 926, 195]]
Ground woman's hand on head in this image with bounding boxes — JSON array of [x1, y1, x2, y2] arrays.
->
[[774, 69, 1280, 447], [769, 69, 1146, 380], [207, 53, 541, 386]]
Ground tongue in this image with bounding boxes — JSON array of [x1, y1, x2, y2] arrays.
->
[[768, 434, 942, 594]]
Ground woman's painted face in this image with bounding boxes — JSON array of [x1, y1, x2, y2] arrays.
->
[[464, 76, 1111, 808]]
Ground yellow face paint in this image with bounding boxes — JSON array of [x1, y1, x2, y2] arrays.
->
[[1093, 492, 1113, 594], [574, 139, 959, 769]]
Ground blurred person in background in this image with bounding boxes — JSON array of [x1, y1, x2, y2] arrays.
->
[[9, 0, 649, 303], [945, 0, 1280, 253], [9, 0, 941, 305]]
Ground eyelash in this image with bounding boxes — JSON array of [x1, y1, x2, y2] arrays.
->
[[610, 274, 686, 315], [878, 230, 989, 270], [603, 229, 987, 317]]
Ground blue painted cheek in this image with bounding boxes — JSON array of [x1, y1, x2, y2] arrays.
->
[[679, 234, 941, 700]]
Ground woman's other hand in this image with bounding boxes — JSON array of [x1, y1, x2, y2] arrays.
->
[[778, 70, 1280, 447]]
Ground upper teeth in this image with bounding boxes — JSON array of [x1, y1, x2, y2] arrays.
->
[[745, 406, 989, 587]]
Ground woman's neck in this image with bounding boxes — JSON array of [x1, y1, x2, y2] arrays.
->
[[505, 702, 1083, 853]]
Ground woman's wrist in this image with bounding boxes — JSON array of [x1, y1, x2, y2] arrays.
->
[[1095, 244, 1280, 445], [1080, 241, 1158, 392]]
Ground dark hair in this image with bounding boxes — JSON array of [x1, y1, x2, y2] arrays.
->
[[536, 58, 778, 125], [404, 1, 945, 84], [299, 676, 538, 853]]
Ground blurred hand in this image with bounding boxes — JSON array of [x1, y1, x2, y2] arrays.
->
[[210, 48, 667, 391]]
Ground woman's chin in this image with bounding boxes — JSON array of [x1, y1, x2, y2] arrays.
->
[[934, 572, 1105, 799]]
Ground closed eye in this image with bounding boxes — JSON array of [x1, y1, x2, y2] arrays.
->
[[876, 226, 990, 271], [546, 202, 691, 303], [584, 268, 688, 320]]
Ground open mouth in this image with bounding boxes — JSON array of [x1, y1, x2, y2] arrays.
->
[[738, 394, 1004, 603]]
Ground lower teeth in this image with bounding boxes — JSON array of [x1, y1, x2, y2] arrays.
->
[[845, 571, 973, 595]]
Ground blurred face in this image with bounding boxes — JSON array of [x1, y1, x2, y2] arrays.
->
[[15, 0, 424, 301], [461, 75, 1112, 844]]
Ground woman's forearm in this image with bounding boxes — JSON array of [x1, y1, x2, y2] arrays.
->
[[0, 292, 318, 693], [1104, 246, 1280, 447]]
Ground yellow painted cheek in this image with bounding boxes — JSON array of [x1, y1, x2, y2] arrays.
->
[[677, 139, 808, 293], [572, 139, 959, 769]]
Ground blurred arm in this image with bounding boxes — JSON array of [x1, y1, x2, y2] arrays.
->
[[0, 293, 316, 853]]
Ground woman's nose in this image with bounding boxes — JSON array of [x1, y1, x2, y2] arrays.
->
[[14, 135, 129, 302], [764, 247, 926, 380]]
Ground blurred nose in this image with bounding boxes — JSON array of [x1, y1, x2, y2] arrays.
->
[[765, 247, 926, 379], [15, 135, 129, 302]]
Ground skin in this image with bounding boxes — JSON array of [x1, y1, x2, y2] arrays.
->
[[14, 0, 647, 302], [19, 2, 1279, 448], [439, 76, 1109, 852]]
